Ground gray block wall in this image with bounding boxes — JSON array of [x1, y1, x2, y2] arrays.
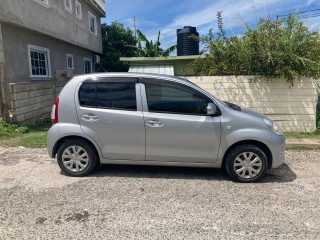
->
[[10, 79, 69, 124]]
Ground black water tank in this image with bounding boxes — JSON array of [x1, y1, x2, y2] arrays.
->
[[177, 26, 199, 56]]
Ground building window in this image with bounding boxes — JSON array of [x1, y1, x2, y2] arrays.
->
[[67, 54, 74, 69], [64, 0, 72, 13], [75, 0, 82, 20], [28, 45, 51, 78], [88, 12, 97, 35], [84, 58, 92, 74], [34, 0, 49, 6]]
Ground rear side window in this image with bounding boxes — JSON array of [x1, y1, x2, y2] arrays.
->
[[96, 83, 136, 110], [79, 82, 137, 110], [79, 83, 96, 107]]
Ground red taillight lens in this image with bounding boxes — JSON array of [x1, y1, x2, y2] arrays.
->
[[51, 97, 59, 124]]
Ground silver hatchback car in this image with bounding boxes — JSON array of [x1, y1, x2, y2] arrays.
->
[[47, 73, 285, 182]]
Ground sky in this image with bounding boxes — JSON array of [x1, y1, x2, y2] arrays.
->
[[103, 0, 320, 50]]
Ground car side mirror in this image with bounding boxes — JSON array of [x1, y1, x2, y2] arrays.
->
[[207, 103, 217, 116]]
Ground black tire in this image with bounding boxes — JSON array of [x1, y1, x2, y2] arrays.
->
[[57, 139, 98, 177], [225, 144, 268, 183]]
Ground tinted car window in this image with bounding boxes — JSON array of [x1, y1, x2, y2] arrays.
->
[[145, 81, 211, 115], [79, 82, 137, 110], [79, 83, 96, 107], [96, 83, 136, 110]]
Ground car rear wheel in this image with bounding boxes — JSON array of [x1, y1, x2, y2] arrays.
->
[[57, 140, 97, 177], [225, 145, 268, 183]]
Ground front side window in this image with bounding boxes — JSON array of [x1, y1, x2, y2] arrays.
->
[[84, 58, 92, 74], [145, 81, 211, 115], [79, 82, 137, 110], [88, 12, 97, 34], [28, 45, 51, 78]]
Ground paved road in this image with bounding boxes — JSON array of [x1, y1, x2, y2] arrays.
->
[[0, 147, 319, 239]]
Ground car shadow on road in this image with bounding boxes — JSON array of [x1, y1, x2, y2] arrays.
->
[[263, 163, 297, 183], [87, 163, 296, 183], [92, 164, 229, 181]]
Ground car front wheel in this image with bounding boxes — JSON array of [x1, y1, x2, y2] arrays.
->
[[225, 145, 268, 183]]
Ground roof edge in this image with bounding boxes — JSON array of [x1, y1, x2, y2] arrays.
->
[[120, 55, 203, 62], [86, 0, 106, 17]]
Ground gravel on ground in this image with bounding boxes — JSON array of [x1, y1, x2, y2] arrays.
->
[[0, 147, 319, 240]]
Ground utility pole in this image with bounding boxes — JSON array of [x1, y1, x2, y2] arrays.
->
[[133, 16, 137, 43]]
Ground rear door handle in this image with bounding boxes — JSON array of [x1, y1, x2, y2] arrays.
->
[[146, 119, 164, 127], [82, 114, 98, 121]]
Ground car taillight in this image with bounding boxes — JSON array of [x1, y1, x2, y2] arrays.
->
[[51, 97, 59, 124]]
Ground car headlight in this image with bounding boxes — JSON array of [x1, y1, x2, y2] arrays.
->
[[264, 118, 283, 135]]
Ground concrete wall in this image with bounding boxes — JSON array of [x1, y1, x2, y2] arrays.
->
[[0, 23, 7, 118], [93, 0, 106, 13], [187, 76, 318, 132], [9, 80, 68, 124], [0, 0, 103, 53], [1, 23, 93, 84]]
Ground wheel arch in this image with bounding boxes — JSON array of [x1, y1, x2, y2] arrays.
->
[[52, 135, 101, 164], [222, 140, 272, 169]]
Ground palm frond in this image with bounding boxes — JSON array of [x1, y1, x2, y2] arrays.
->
[[162, 45, 177, 56]]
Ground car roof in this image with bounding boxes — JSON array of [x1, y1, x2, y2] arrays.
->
[[73, 72, 191, 84]]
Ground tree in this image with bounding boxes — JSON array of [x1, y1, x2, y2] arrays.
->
[[190, 13, 320, 85], [99, 22, 137, 72], [130, 29, 176, 57]]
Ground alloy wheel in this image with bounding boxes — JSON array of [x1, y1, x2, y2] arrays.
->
[[233, 152, 263, 179], [62, 145, 89, 172]]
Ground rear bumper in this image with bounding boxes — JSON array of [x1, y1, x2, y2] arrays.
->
[[270, 134, 286, 168], [47, 124, 60, 158]]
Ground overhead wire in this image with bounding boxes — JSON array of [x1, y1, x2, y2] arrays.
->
[[278, 8, 320, 17]]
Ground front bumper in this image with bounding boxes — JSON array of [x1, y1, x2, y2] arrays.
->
[[270, 134, 286, 168]]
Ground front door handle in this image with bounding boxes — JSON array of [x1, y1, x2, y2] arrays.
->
[[82, 114, 98, 122], [146, 119, 164, 128]]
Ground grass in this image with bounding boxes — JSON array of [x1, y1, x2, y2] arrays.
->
[[284, 132, 320, 139], [286, 145, 320, 151], [0, 118, 51, 148]]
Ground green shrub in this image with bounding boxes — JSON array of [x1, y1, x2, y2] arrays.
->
[[190, 13, 320, 85], [0, 118, 52, 138], [0, 121, 30, 137], [0, 121, 21, 137], [15, 127, 29, 134]]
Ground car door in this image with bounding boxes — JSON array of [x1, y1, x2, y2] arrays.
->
[[142, 78, 221, 163], [76, 77, 145, 160]]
